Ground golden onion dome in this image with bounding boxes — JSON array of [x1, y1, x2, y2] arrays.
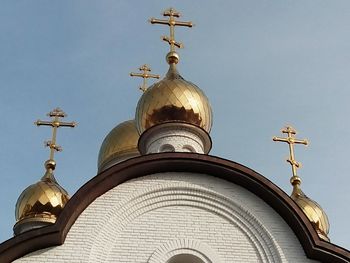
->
[[98, 119, 140, 171], [14, 160, 69, 232], [135, 61, 212, 134], [273, 126, 330, 241], [291, 183, 330, 241]]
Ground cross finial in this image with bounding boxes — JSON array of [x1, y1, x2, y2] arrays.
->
[[130, 64, 160, 92], [149, 7, 193, 61], [273, 126, 309, 186], [34, 108, 76, 170]]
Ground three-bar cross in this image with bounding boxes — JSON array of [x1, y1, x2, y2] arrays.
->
[[35, 108, 76, 161], [130, 64, 160, 92], [149, 8, 193, 52], [273, 126, 308, 180]]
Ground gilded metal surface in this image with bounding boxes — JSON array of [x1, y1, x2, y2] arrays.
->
[[14, 108, 74, 227], [166, 51, 180, 65], [15, 174, 69, 223], [291, 186, 330, 241], [149, 8, 193, 53], [273, 126, 329, 241], [35, 108, 76, 161], [135, 64, 212, 134], [273, 126, 308, 182], [139, 8, 211, 133], [130, 64, 160, 92], [98, 120, 140, 170]]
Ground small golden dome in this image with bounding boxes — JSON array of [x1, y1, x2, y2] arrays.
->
[[291, 185, 330, 241], [15, 162, 69, 228], [98, 120, 140, 171], [135, 63, 212, 134]]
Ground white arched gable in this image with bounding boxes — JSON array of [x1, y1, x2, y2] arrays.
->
[[14, 173, 317, 263]]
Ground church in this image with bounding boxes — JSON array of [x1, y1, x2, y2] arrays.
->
[[0, 8, 349, 263]]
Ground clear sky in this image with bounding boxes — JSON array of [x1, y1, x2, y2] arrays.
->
[[0, 0, 349, 249]]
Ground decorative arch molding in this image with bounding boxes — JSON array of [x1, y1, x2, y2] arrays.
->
[[0, 153, 349, 262], [165, 251, 208, 263], [87, 180, 285, 262], [147, 239, 220, 263], [182, 145, 196, 153], [159, 144, 175, 152]]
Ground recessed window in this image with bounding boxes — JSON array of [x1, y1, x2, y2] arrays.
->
[[159, 144, 175, 152], [182, 145, 196, 153], [167, 254, 204, 263]]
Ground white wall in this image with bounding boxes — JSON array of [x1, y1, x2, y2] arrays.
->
[[15, 173, 318, 263]]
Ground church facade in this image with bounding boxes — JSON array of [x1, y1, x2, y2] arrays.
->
[[0, 8, 349, 263]]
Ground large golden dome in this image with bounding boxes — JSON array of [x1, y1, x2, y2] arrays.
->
[[98, 119, 140, 171], [15, 161, 69, 229], [291, 185, 330, 241], [135, 63, 212, 134]]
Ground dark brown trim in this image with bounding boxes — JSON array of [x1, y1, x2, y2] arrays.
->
[[0, 153, 349, 262]]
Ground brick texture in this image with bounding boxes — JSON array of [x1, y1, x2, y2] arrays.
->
[[14, 173, 318, 263]]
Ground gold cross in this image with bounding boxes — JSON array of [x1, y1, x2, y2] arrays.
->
[[149, 8, 193, 52], [273, 126, 308, 182], [35, 108, 76, 161], [130, 64, 160, 92]]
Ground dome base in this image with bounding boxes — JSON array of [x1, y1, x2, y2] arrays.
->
[[13, 215, 56, 235], [317, 230, 330, 242], [138, 122, 212, 155], [98, 150, 140, 172]]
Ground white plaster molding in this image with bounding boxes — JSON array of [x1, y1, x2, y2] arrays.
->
[[148, 239, 221, 263], [138, 122, 212, 154], [13, 174, 318, 263], [87, 174, 286, 262]]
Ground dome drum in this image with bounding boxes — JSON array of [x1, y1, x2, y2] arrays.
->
[[138, 122, 212, 155], [13, 217, 56, 236]]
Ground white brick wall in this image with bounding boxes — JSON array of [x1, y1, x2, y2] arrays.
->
[[14, 173, 319, 263], [139, 124, 210, 154]]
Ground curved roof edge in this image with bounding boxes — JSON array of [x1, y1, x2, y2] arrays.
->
[[0, 153, 349, 263]]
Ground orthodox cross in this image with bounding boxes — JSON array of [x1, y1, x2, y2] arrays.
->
[[130, 64, 160, 92], [273, 126, 308, 181], [149, 7, 193, 52], [35, 108, 76, 161]]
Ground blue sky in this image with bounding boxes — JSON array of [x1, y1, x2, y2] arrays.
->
[[0, 1, 349, 249]]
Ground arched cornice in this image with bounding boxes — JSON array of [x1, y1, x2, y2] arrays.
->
[[0, 153, 349, 262], [148, 238, 221, 263]]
